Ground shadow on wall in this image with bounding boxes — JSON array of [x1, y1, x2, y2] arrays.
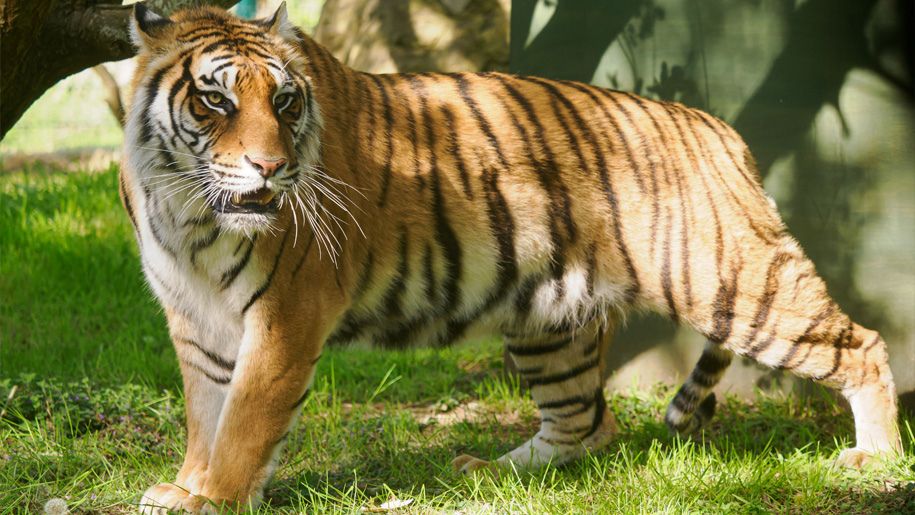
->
[[512, 0, 915, 407]]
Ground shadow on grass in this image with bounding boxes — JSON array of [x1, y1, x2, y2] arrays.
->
[[265, 390, 915, 512]]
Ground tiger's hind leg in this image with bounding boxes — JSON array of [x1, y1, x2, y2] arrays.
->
[[665, 341, 733, 435], [741, 319, 902, 467], [711, 244, 902, 467], [453, 321, 617, 474]]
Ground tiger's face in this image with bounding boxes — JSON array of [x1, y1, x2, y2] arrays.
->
[[128, 5, 321, 234]]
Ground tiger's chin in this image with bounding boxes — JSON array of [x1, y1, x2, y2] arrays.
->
[[211, 187, 282, 235]]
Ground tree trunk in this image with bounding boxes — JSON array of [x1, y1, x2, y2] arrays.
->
[[0, 0, 237, 139], [313, 0, 510, 74]]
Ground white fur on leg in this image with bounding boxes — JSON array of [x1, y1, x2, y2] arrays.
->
[[837, 383, 902, 468]]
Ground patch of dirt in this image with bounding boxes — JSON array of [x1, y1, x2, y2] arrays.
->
[[1, 148, 120, 173]]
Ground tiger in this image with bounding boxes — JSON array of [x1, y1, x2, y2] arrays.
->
[[119, 3, 903, 513]]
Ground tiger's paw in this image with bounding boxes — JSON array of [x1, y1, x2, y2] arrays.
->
[[138, 484, 219, 515], [835, 448, 877, 469], [139, 483, 194, 514], [452, 454, 496, 475]]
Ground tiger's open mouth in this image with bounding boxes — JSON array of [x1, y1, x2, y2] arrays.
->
[[213, 188, 279, 214]]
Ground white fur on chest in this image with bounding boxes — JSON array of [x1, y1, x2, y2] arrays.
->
[[132, 184, 265, 359]]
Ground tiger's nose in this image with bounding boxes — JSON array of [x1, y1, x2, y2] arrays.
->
[[245, 155, 287, 178]]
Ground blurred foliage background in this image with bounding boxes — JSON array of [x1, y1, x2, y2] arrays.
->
[[1, 0, 912, 409]]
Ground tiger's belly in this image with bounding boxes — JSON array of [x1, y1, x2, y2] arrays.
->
[[327, 257, 630, 349]]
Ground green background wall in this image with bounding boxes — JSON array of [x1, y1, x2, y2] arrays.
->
[[511, 0, 915, 408]]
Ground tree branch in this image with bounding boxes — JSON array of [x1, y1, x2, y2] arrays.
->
[[92, 64, 125, 127], [1, 0, 238, 139]]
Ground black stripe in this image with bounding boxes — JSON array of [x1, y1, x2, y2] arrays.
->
[[585, 242, 598, 298], [423, 243, 437, 305], [672, 385, 700, 412], [707, 260, 740, 344], [414, 92, 462, 317], [181, 211, 214, 228], [526, 355, 600, 387], [139, 66, 170, 143], [691, 370, 720, 388], [813, 346, 844, 381], [369, 75, 395, 206], [513, 76, 591, 177], [176, 337, 235, 371], [220, 236, 256, 290], [427, 179, 515, 346], [659, 105, 698, 311], [290, 233, 316, 281], [353, 251, 376, 299], [784, 317, 847, 373], [745, 253, 790, 356], [494, 77, 571, 286], [480, 166, 518, 299], [454, 74, 510, 169], [119, 175, 139, 237], [166, 57, 195, 150], [685, 110, 779, 244], [242, 230, 290, 315], [696, 348, 732, 374], [441, 106, 474, 199], [661, 205, 678, 321], [499, 77, 579, 238], [538, 393, 594, 410], [563, 82, 645, 194], [356, 77, 378, 168], [189, 227, 220, 267], [404, 79, 426, 190], [146, 210, 178, 260], [506, 336, 572, 356], [380, 228, 410, 317], [516, 365, 545, 375], [561, 84, 643, 300], [696, 112, 764, 195], [581, 389, 607, 439], [184, 359, 231, 385]]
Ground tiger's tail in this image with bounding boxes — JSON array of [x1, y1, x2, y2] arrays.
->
[[664, 341, 733, 435]]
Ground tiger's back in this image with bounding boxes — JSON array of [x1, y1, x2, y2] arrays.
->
[[327, 70, 784, 350], [122, 6, 901, 513]]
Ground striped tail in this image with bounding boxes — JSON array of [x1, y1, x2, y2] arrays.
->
[[665, 341, 733, 435]]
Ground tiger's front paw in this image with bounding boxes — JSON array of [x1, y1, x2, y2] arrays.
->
[[835, 447, 878, 469], [139, 484, 220, 514], [452, 454, 496, 475], [139, 483, 193, 514]]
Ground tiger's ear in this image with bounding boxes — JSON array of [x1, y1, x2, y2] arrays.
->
[[130, 3, 175, 52], [259, 2, 298, 41]]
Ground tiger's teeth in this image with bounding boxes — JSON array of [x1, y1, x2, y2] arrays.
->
[[232, 193, 243, 204]]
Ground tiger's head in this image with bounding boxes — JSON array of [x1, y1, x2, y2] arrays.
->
[[126, 3, 321, 234]]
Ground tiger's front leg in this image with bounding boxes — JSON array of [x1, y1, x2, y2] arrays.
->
[[181, 309, 323, 512], [140, 308, 234, 514]]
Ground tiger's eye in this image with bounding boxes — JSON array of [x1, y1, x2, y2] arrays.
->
[[274, 93, 295, 111], [203, 91, 227, 107]]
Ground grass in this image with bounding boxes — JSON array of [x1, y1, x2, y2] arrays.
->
[[1, 165, 914, 514]]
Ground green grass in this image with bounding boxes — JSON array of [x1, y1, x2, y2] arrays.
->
[[1, 166, 914, 514]]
